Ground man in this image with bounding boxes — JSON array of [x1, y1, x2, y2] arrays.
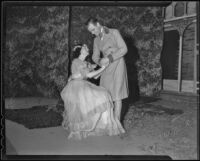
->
[[85, 17, 129, 122]]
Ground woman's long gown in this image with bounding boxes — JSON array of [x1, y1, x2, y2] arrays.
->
[[61, 58, 125, 140]]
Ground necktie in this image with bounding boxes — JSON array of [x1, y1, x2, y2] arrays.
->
[[99, 27, 104, 40], [99, 32, 103, 40]]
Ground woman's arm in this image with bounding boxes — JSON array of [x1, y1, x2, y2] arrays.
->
[[94, 73, 101, 79], [86, 66, 106, 78]]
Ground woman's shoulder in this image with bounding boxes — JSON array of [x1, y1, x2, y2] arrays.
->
[[72, 58, 81, 64], [72, 58, 85, 66], [72, 58, 79, 63]]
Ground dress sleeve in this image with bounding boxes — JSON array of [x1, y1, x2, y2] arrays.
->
[[71, 59, 79, 74]]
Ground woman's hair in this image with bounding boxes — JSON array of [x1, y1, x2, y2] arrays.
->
[[72, 43, 83, 60]]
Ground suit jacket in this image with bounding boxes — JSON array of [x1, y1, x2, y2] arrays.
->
[[92, 28, 129, 101]]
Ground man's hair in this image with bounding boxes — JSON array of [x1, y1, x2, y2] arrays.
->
[[85, 17, 99, 26]]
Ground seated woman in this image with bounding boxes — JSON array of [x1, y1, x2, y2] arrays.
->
[[61, 44, 125, 140]]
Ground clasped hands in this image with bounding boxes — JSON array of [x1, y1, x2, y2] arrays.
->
[[100, 57, 110, 68], [99, 47, 115, 67]]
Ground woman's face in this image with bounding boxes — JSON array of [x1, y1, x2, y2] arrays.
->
[[80, 44, 89, 57]]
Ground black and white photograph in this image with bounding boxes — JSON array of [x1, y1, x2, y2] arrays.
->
[[1, 1, 199, 160]]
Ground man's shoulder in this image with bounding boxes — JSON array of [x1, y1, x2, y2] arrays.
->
[[109, 28, 119, 33], [109, 28, 117, 31], [108, 28, 121, 36]]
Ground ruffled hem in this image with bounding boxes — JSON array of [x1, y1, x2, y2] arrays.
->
[[64, 101, 113, 124], [66, 125, 125, 140], [62, 109, 125, 140]]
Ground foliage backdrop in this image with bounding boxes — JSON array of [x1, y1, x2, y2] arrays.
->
[[71, 6, 164, 97], [4, 6, 164, 98], [5, 6, 70, 97]]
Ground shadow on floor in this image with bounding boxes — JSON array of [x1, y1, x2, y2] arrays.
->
[[134, 103, 184, 116], [121, 96, 162, 123], [6, 137, 18, 155]]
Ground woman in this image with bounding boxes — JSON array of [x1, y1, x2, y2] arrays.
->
[[61, 44, 125, 140]]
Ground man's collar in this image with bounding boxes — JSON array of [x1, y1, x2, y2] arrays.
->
[[99, 26, 109, 40]]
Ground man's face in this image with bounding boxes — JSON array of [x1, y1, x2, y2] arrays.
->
[[87, 22, 101, 37]]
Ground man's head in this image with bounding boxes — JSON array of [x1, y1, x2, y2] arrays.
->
[[85, 17, 102, 37]]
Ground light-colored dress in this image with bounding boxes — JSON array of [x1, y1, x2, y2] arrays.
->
[[92, 28, 129, 101], [60, 58, 125, 140]]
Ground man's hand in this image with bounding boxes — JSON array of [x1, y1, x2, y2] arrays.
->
[[106, 47, 116, 55], [100, 57, 109, 67]]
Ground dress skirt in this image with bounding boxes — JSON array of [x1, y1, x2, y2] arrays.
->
[[61, 79, 125, 140]]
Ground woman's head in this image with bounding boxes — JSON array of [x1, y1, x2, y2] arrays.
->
[[72, 44, 89, 60]]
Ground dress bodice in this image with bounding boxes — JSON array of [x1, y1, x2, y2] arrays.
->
[[71, 59, 90, 79]]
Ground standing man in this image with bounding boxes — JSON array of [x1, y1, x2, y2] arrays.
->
[[85, 17, 129, 122]]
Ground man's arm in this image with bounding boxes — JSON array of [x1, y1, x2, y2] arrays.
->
[[92, 38, 101, 66], [107, 29, 128, 63]]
